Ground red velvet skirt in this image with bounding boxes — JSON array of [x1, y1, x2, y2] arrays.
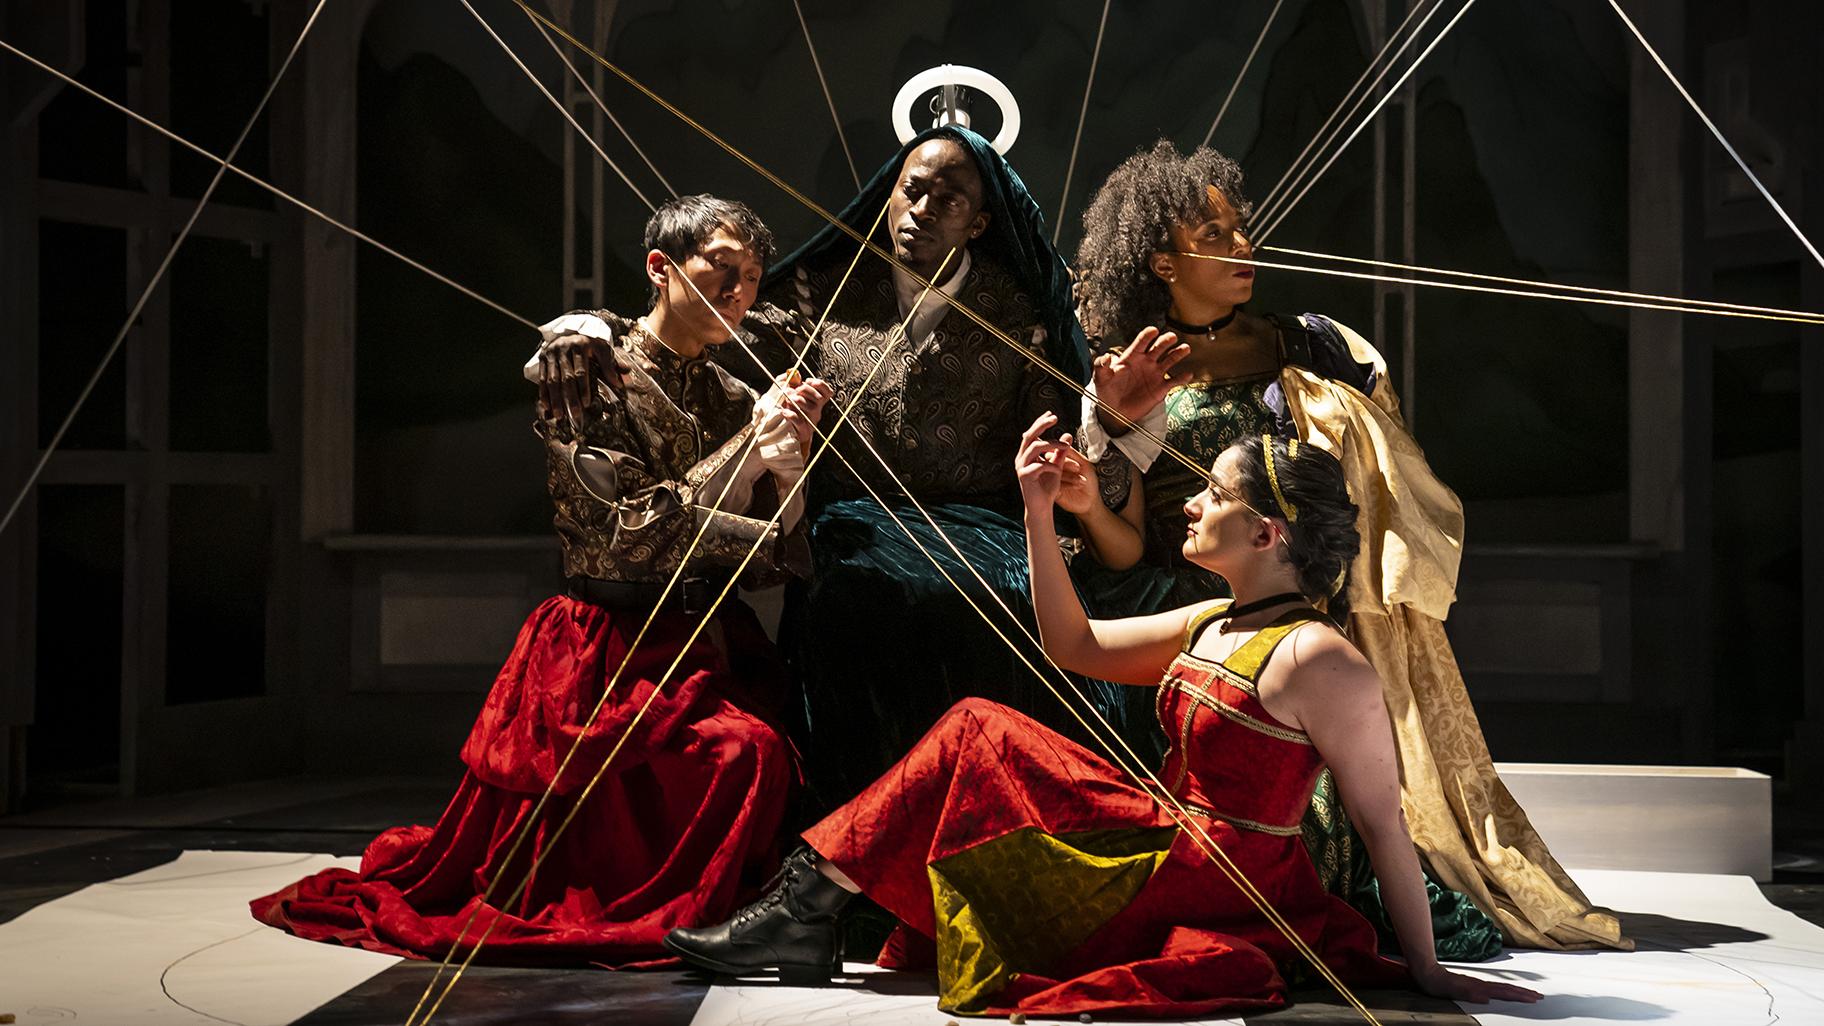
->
[[250, 595, 794, 967], [805, 698, 1406, 1018]]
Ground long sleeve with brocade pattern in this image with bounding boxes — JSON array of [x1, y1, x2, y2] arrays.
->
[[538, 321, 807, 587]]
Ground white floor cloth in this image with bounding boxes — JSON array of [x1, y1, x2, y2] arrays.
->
[[0, 854, 1819, 1025], [0, 850, 397, 1026], [687, 868, 1824, 1025]]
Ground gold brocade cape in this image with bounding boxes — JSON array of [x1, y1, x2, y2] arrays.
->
[[1278, 322, 1630, 951]]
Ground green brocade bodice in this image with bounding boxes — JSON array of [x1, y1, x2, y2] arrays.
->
[[1140, 376, 1278, 567]]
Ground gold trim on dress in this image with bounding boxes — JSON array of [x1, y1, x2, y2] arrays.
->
[[1173, 678, 1312, 746], [1175, 649, 1264, 697], [1143, 784, 1304, 837], [1156, 675, 1196, 795]]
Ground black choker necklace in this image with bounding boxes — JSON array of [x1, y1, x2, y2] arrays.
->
[[1163, 309, 1238, 336], [1213, 591, 1305, 624]]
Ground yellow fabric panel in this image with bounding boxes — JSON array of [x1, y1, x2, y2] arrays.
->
[[1277, 318, 1627, 950], [928, 826, 1177, 1013], [1352, 607, 1629, 950], [1220, 612, 1317, 680], [1278, 322, 1465, 623]]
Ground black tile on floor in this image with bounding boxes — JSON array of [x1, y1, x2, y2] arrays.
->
[[292, 963, 708, 1026], [0, 846, 183, 925], [205, 784, 455, 834], [1761, 882, 1824, 928], [0, 778, 446, 925]]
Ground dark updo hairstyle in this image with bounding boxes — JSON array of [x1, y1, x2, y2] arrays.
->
[[1229, 436, 1361, 626], [642, 193, 777, 305], [1075, 139, 1253, 352]]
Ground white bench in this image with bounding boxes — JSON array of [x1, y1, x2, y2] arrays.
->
[[1493, 762, 1772, 881]]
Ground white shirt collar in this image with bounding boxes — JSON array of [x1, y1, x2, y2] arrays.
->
[[890, 248, 973, 344]]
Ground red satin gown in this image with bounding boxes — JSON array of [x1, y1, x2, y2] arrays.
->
[[803, 605, 1408, 1018], [250, 595, 793, 967]]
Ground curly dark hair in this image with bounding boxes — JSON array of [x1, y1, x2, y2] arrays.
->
[[1230, 435, 1360, 626], [1075, 139, 1252, 351]]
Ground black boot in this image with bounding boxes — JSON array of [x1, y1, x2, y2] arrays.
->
[[664, 847, 852, 984]]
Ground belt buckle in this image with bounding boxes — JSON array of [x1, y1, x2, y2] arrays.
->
[[680, 577, 711, 616]]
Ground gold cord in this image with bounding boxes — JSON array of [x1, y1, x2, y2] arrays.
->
[[1261, 245, 1824, 324], [1172, 250, 1824, 325]]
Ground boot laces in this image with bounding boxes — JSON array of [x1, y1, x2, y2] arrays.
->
[[731, 887, 787, 928], [730, 860, 803, 928]]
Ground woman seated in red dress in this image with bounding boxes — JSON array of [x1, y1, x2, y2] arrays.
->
[[250, 195, 832, 967], [665, 415, 1542, 1017]]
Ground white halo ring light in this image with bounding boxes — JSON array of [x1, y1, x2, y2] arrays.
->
[[892, 65, 1021, 155]]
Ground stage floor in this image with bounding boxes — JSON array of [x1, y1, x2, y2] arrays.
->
[[3, 777, 1823, 1025]]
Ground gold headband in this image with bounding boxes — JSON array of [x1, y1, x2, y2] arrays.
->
[[1262, 434, 1298, 523]]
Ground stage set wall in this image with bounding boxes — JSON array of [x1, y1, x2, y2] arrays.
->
[[2, 0, 1820, 809]]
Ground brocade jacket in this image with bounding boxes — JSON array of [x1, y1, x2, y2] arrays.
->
[[536, 312, 806, 586], [735, 249, 1074, 509]]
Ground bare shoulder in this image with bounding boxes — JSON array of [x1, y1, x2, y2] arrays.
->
[[1287, 619, 1367, 662], [1276, 621, 1378, 699]]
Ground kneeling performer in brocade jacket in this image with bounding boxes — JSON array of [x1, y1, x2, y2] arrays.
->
[[250, 195, 832, 967]]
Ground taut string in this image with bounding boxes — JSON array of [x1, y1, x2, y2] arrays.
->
[[1606, 0, 1824, 272], [1171, 250, 1824, 325], [459, 0, 656, 212], [791, 0, 861, 190], [1199, 0, 1286, 150], [1254, 0, 1483, 243], [525, 6, 678, 201], [0, 0, 332, 538], [1054, 0, 1113, 244], [1251, 0, 1444, 220], [1260, 245, 1824, 324]]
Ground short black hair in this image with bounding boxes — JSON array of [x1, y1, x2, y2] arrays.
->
[[642, 194, 777, 303]]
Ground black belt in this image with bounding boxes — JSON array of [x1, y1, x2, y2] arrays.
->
[[566, 575, 724, 616]]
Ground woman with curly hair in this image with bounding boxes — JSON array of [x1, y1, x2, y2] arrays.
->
[[1060, 140, 1627, 955]]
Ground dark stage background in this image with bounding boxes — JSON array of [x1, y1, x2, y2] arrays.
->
[[1, 0, 1820, 811]]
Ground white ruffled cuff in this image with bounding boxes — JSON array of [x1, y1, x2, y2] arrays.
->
[[1077, 382, 1167, 472], [523, 313, 617, 382]]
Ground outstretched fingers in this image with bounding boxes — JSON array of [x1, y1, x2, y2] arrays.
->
[[1019, 410, 1060, 450], [1119, 325, 1160, 362]]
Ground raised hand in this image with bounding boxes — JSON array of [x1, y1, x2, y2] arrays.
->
[[782, 374, 833, 427], [1051, 436, 1098, 516], [1092, 325, 1190, 434], [762, 372, 832, 452], [1016, 412, 1081, 514]]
